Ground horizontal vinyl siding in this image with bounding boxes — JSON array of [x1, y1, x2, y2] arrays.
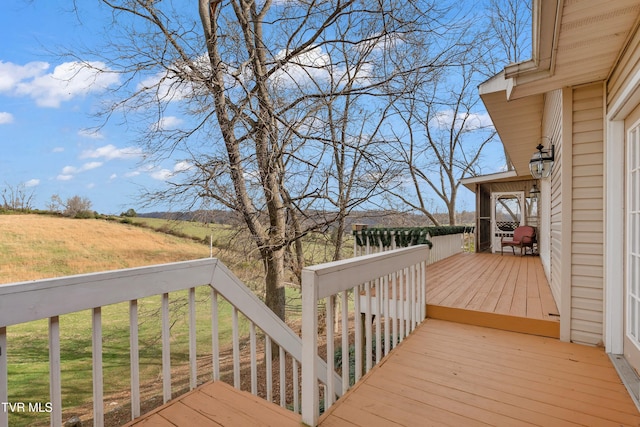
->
[[571, 83, 605, 346], [547, 90, 563, 306]]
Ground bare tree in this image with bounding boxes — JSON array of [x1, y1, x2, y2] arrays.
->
[[385, 60, 496, 226], [63, 195, 93, 218], [488, 0, 532, 65], [47, 194, 64, 213], [382, 0, 530, 225], [69, 0, 469, 320], [1, 182, 36, 211]]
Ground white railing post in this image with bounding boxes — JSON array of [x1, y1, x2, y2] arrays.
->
[[161, 293, 171, 403], [92, 307, 104, 427], [279, 347, 286, 407], [250, 323, 257, 395], [0, 327, 6, 427], [49, 316, 62, 427], [325, 296, 335, 409], [129, 300, 140, 419], [188, 287, 197, 391], [301, 268, 319, 426], [210, 288, 220, 381], [340, 291, 349, 394]]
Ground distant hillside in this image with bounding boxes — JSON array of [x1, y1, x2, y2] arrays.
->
[[0, 214, 211, 284]]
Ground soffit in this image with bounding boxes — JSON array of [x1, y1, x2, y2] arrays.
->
[[509, 0, 640, 99], [480, 83, 544, 177], [460, 170, 535, 192]]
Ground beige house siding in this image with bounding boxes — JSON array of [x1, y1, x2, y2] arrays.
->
[[570, 83, 605, 346], [544, 90, 563, 308], [607, 18, 640, 109]]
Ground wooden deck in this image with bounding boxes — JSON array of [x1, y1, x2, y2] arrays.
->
[[125, 320, 640, 426], [319, 319, 640, 426], [426, 252, 560, 338], [122, 253, 638, 426], [123, 381, 301, 427]]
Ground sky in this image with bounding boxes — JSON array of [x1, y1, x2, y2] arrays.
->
[[0, 2, 171, 214], [0, 1, 509, 216]]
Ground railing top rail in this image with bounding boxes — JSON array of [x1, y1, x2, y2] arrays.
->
[[303, 245, 429, 300], [0, 258, 218, 327]]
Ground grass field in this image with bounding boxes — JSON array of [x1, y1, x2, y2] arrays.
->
[[1, 213, 338, 426], [1, 213, 473, 425], [0, 215, 223, 425], [0, 215, 212, 284]]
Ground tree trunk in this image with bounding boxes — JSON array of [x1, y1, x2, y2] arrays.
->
[[263, 247, 286, 321]]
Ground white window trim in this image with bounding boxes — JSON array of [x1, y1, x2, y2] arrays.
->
[[604, 118, 625, 354], [627, 119, 640, 351]]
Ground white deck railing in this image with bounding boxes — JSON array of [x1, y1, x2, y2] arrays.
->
[[301, 245, 429, 426], [0, 258, 339, 427]]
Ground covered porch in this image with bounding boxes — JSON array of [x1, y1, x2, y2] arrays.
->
[[426, 252, 560, 338]]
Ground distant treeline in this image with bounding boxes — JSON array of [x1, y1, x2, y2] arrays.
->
[[138, 209, 476, 229]]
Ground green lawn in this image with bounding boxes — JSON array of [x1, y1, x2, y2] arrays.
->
[[6, 287, 253, 426], [6, 285, 309, 426]]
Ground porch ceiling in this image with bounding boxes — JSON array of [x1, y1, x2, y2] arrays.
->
[[480, 81, 544, 177], [479, 0, 640, 178]]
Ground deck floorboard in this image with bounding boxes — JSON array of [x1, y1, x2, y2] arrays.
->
[[125, 322, 640, 427], [426, 253, 560, 337], [319, 319, 640, 427], [123, 381, 301, 427]]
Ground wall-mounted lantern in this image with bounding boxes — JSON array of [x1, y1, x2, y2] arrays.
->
[[529, 140, 555, 179], [529, 183, 540, 202]]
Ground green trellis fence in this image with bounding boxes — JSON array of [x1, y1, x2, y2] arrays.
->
[[352, 226, 475, 264]]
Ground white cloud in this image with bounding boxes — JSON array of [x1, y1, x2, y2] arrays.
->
[[24, 179, 40, 187], [52, 147, 64, 153], [150, 168, 173, 180], [173, 160, 191, 172], [0, 112, 14, 124], [0, 60, 49, 92], [431, 110, 494, 131], [0, 60, 120, 108], [56, 174, 73, 181], [109, 173, 117, 180], [137, 70, 193, 102], [81, 161, 103, 171], [271, 45, 371, 90], [78, 129, 104, 139], [271, 46, 335, 88], [153, 115, 184, 131], [80, 144, 143, 160], [61, 165, 77, 174], [60, 162, 103, 177], [148, 161, 192, 181]]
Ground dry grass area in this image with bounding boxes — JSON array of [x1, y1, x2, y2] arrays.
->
[[0, 213, 307, 426], [0, 214, 212, 284]]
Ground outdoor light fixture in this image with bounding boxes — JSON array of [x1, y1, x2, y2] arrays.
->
[[529, 139, 555, 179], [529, 183, 540, 202]]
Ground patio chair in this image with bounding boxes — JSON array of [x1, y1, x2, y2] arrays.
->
[[501, 226, 536, 256]]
